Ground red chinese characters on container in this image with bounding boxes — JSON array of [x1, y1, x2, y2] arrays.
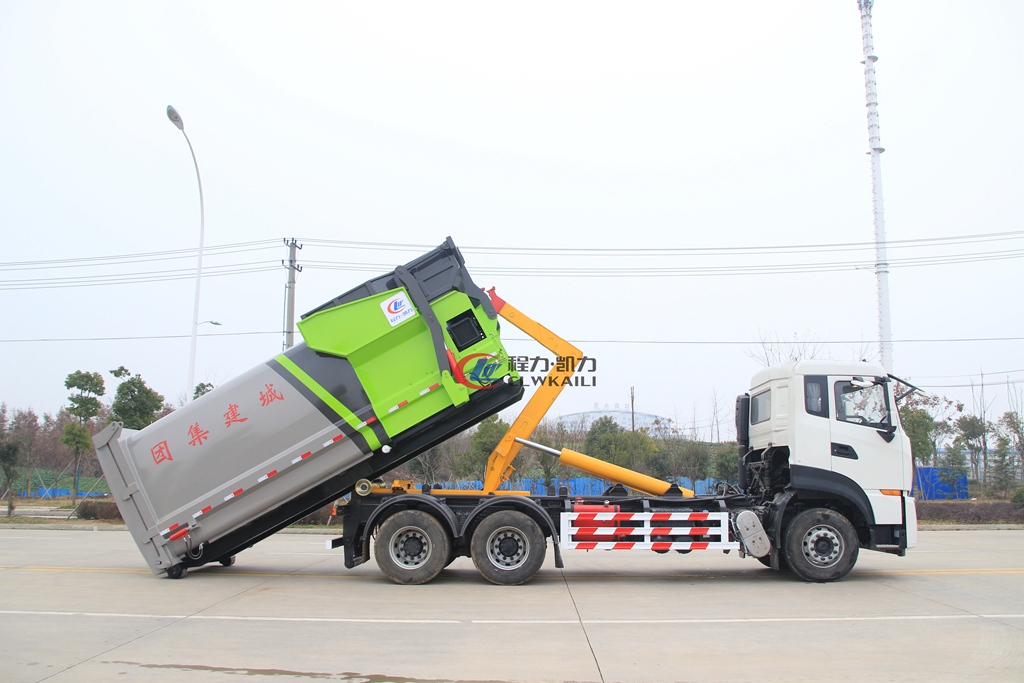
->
[[188, 422, 210, 447], [224, 403, 248, 427], [151, 440, 173, 465], [259, 383, 284, 407]]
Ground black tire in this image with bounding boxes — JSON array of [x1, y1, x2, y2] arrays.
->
[[784, 508, 859, 582], [374, 510, 450, 585], [219, 555, 236, 567], [470, 510, 546, 585], [166, 564, 185, 579]]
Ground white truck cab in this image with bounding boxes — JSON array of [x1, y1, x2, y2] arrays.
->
[[737, 360, 917, 580]]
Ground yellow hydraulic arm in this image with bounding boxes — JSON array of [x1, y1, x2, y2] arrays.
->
[[480, 288, 582, 493]]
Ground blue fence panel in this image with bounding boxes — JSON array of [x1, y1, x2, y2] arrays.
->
[[471, 477, 724, 497], [914, 467, 968, 500], [17, 489, 106, 499]]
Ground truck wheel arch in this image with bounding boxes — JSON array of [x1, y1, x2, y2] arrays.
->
[[789, 464, 875, 529], [361, 494, 460, 560], [462, 496, 559, 543]]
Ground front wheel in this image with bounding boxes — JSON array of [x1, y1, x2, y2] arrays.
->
[[471, 510, 546, 585], [374, 510, 450, 585], [784, 508, 858, 582]]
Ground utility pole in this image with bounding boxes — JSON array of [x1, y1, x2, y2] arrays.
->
[[282, 238, 303, 350], [858, 0, 894, 373]]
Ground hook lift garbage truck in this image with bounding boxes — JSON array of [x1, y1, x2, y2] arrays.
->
[[93, 238, 917, 584]]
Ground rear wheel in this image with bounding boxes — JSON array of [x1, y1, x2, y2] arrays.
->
[[166, 564, 185, 579], [471, 510, 546, 585], [784, 508, 858, 582], [219, 555, 236, 567], [374, 510, 450, 585]]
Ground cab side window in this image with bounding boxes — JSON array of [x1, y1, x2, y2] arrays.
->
[[804, 376, 828, 418], [750, 389, 771, 425], [834, 381, 890, 429]]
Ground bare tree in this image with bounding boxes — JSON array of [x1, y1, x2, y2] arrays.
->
[[746, 328, 827, 368]]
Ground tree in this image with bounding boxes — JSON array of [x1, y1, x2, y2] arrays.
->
[[900, 408, 935, 467], [987, 437, 1017, 499], [954, 414, 988, 482], [110, 366, 164, 430], [745, 329, 826, 368], [0, 441, 18, 516], [63, 370, 105, 506], [193, 382, 215, 399], [710, 442, 740, 486], [0, 405, 21, 515], [527, 420, 571, 494], [998, 410, 1023, 481], [937, 439, 969, 499], [8, 408, 39, 503], [455, 414, 509, 483], [583, 416, 622, 461], [409, 433, 468, 486], [65, 371, 105, 423]]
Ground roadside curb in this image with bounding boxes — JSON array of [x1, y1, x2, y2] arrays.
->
[[918, 524, 1024, 531]]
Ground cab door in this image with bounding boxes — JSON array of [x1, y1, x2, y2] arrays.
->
[[828, 377, 906, 491]]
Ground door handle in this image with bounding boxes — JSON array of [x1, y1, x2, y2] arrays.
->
[[831, 443, 859, 460]]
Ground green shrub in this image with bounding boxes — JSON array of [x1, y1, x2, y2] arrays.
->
[[291, 504, 336, 526], [76, 500, 123, 521], [1012, 488, 1024, 507], [917, 500, 1024, 524]]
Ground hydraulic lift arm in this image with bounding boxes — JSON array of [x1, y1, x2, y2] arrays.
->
[[481, 288, 582, 493]]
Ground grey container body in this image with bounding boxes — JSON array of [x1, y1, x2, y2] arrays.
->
[[93, 357, 371, 574]]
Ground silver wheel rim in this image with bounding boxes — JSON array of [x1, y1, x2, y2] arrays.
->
[[485, 526, 529, 571], [389, 526, 431, 570], [800, 524, 844, 568]]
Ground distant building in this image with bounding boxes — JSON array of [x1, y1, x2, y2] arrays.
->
[[557, 404, 672, 433]]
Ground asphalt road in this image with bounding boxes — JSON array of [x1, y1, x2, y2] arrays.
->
[[1, 527, 1022, 683]]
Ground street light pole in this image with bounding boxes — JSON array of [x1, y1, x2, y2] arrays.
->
[[166, 105, 206, 402]]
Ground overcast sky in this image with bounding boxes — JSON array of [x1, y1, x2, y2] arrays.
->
[[1, 1, 1021, 437]]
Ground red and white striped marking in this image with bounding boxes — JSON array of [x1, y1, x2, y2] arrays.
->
[[323, 434, 345, 447], [223, 487, 244, 502], [178, 416, 380, 531], [388, 401, 409, 413], [420, 383, 440, 396], [560, 511, 738, 553], [571, 541, 720, 552], [159, 522, 181, 537]]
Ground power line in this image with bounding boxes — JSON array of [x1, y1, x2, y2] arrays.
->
[[299, 230, 1024, 256], [300, 247, 1023, 277], [4, 231, 1021, 271], [0, 331, 281, 343], [0, 239, 280, 269], [2, 333, 1021, 345]]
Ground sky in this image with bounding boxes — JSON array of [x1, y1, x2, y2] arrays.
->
[[1, 1, 1022, 439]]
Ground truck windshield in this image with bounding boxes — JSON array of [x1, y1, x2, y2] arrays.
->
[[834, 381, 890, 429]]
